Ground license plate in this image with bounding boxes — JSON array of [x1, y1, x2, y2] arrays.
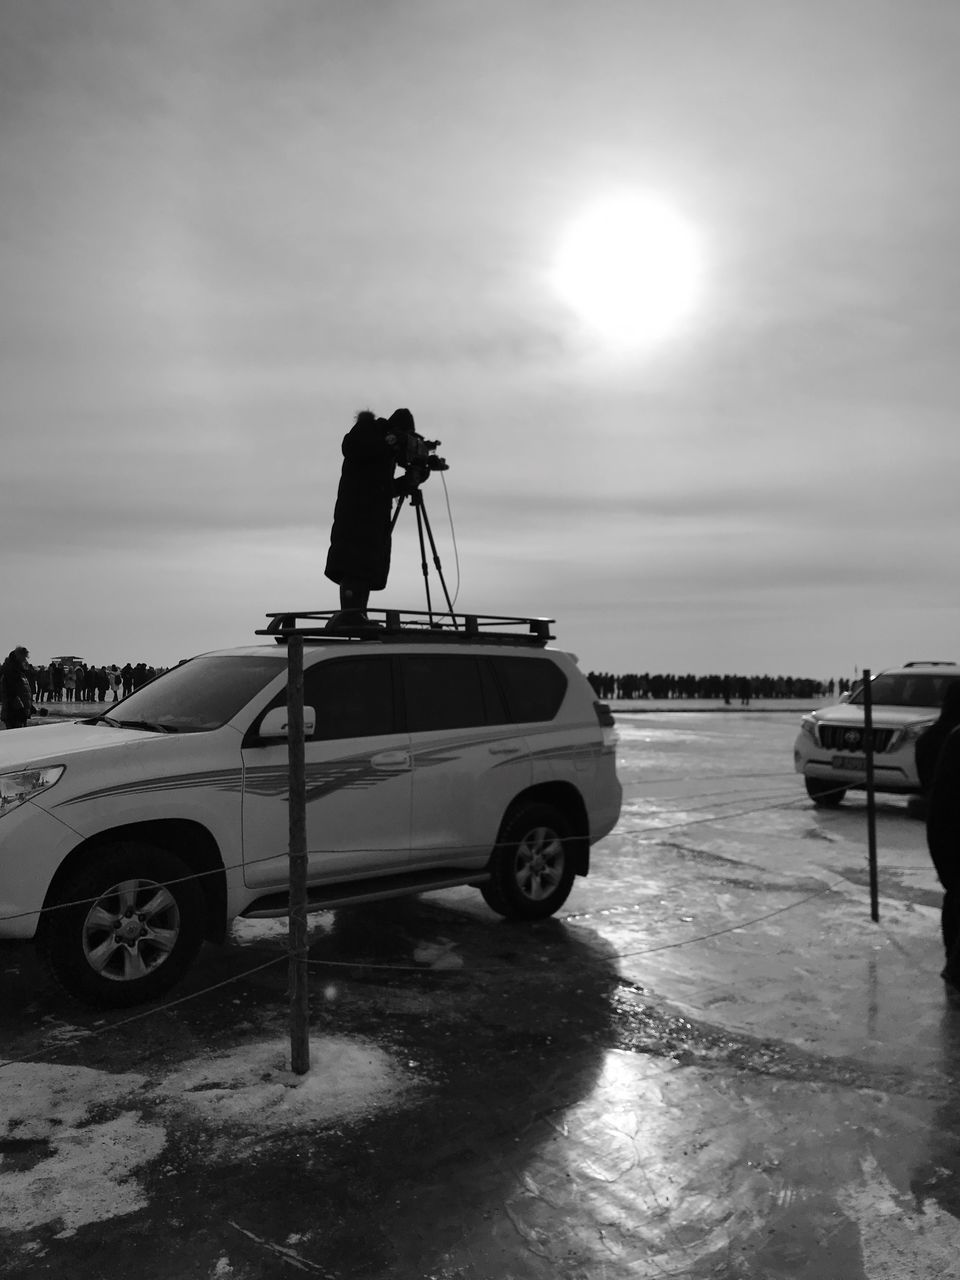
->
[[832, 755, 867, 771]]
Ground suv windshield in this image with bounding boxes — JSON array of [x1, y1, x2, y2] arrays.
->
[[101, 654, 285, 732], [850, 673, 960, 709]]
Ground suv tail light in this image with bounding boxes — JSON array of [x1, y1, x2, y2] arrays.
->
[[594, 700, 618, 748]]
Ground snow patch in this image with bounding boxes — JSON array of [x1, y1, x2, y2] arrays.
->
[[412, 938, 463, 969], [0, 1063, 163, 1236], [0, 1034, 413, 1245], [836, 1153, 960, 1279], [229, 915, 332, 944], [1, 1059, 138, 1138], [157, 1035, 411, 1130]]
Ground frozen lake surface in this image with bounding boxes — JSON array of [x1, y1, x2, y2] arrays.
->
[[1, 710, 956, 1279]]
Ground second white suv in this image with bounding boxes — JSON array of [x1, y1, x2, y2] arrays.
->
[[0, 611, 621, 1007], [794, 661, 960, 805]]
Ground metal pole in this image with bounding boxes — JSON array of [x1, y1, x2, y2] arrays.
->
[[286, 632, 310, 1074], [863, 666, 879, 923]]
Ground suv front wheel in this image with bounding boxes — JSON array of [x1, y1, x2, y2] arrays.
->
[[39, 842, 205, 1008], [480, 802, 576, 920]]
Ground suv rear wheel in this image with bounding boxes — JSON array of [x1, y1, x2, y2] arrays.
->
[[481, 802, 576, 920], [805, 776, 846, 807], [39, 842, 205, 1008]]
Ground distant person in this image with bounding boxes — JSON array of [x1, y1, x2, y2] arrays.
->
[[121, 663, 133, 697], [1, 646, 35, 729], [108, 665, 122, 702], [925, 722, 960, 990], [323, 407, 425, 629]]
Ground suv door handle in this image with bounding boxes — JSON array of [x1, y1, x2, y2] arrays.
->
[[371, 750, 411, 769], [488, 744, 521, 756]]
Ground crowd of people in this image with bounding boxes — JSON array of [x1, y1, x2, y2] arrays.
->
[[585, 671, 851, 704], [29, 659, 166, 703], [0, 648, 167, 722], [3, 652, 847, 721]]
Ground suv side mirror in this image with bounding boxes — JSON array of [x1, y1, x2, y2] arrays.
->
[[258, 706, 317, 739]]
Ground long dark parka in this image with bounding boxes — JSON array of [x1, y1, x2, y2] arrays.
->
[[927, 722, 960, 977], [1, 648, 33, 729], [916, 682, 960, 794], [324, 409, 413, 592]]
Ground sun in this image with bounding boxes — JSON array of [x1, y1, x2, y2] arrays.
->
[[551, 192, 703, 348]]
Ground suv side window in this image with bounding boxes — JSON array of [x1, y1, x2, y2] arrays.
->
[[478, 659, 509, 725], [491, 656, 567, 723], [303, 656, 396, 740], [401, 655, 487, 732]]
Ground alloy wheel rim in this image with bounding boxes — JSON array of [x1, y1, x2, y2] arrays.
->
[[81, 877, 181, 982], [514, 826, 564, 900]]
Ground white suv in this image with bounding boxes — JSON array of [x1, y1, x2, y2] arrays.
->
[[0, 612, 621, 1007], [794, 661, 960, 805]]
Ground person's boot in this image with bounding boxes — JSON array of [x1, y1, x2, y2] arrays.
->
[[324, 609, 364, 632], [324, 610, 383, 633], [325, 587, 382, 632]]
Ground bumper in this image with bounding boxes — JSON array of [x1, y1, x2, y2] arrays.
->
[[589, 779, 624, 845], [794, 740, 918, 793], [0, 801, 80, 940]]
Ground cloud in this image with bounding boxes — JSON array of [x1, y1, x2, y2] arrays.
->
[[1, 1, 957, 673]]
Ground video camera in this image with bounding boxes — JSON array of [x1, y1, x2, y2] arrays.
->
[[392, 431, 449, 475]]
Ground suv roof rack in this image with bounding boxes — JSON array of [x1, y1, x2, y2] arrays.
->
[[902, 660, 957, 667], [256, 609, 555, 647]]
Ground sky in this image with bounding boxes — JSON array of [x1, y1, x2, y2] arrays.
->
[[2, 0, 958, 680]]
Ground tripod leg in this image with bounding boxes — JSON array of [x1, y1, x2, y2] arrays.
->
[[418, 496, 458, 626], [414, 497, 434, 624]]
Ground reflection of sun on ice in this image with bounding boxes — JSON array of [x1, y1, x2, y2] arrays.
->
[[552, 192, 703, 348]]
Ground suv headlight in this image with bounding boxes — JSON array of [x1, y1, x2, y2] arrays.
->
[[799, 714, 819, 743], [892, 719, 937, 750], [0, 765, 65, 818]]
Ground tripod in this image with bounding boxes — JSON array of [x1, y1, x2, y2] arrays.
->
[[391, 486, 458, 628]]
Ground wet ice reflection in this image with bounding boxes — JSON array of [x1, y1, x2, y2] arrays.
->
[[495, 1046, 960, 1278]]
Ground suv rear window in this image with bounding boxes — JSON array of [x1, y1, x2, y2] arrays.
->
[[490, 656, 567, 723]]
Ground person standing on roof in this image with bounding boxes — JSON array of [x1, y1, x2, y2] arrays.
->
[[323, 407, 428, 629], [1, 646, 35, 729]]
